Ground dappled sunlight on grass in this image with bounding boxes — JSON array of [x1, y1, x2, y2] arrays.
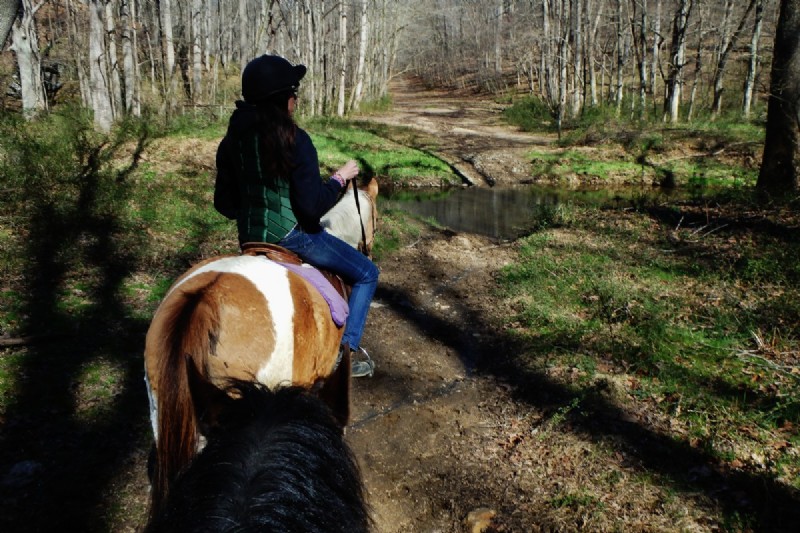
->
[[497, 201, 800, 488]]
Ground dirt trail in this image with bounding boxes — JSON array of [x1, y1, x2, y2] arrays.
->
[[346, 80, 750, 533], [349, 83, 604, 533], [348, 81, 547, 531], [350, 228, 520, 532], [363, 77, 555, 186]]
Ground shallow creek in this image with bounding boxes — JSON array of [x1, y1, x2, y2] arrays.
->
[[381, 184, 691, 240]]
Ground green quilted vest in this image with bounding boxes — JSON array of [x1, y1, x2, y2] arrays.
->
[[236, 134, 297, 244]]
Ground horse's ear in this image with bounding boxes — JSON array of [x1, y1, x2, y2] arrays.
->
[[185, 356, 234, 434], [362, 177, 378, 202]]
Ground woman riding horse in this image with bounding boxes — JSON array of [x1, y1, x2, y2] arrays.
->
[[144, 56, 379, 515], [214, 54, 379, 378], [144, 181, 377, 517]]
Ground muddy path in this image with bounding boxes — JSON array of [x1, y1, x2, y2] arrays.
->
[[350, 83, 615, 532], [344, 80, 791, 533], [349, 81, 554, 532], [362, 77, 554, 187]]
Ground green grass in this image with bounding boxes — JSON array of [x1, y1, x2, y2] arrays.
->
[[496, 200, 800, 489], [504, 96, 764, 187], [0, 110, 459, 357], [528, 150, 643, 182], [526, 147, 759, 188], [307, 117, 456, 185], [369, 207, 423, 260]]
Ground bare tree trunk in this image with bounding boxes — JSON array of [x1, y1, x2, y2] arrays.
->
[[557, 0, 568, 137], [306, 1, 318, 114], [651, 0, 661, 114], [586, 0, 603, 106], [711, 0, 756, 118], [120, 0, 140, 115], [191, 0, 202, 104], [615, 0, 625, 112], [664, 0, 692, 123], [495, 0, 503, 74], [88, 0, 114, 132], [349, 0, 368, 111], [104, 1, 122, 117], [238, 0, 247, 68], [9, 0, 45, 115], [67, 0, 91, 107], [158, 0, 177, 111], [571, 0, 583, 117], [203, 0, 210, 70], [757, 0, 800, 192], [742, 0, 764, 117], [336, 0, 347, 116], [687, 12, 703, 122], [541, 0, 552, 103], [631, 0, 648, 118], [379, 0, 400, 99]]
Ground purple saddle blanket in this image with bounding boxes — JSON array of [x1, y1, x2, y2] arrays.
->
[[279, 262, 349, 327]]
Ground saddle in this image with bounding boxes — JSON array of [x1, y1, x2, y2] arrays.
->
[[241, 242, 350, 325]]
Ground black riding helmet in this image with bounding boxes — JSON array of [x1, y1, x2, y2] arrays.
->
[[241, 55, 307, 104]]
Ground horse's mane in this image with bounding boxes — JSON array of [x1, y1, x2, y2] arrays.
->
[[145, 381, 370, 533]]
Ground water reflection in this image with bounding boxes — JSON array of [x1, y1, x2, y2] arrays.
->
[[381, 185, 682, 240]]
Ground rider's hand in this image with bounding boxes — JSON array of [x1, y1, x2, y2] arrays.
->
[[336, 160, 359, 182]]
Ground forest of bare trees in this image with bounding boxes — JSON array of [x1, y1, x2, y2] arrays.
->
[[405, 0, 778, 126], [1, 0, 407, 131], [0, 1, 782, 131], [1, 0, 798, 190]]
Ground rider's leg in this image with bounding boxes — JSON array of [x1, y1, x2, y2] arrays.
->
[[279, 228, 379, 375]]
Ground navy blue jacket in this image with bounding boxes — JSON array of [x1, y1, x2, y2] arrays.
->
[[214, 101, 344, 238]]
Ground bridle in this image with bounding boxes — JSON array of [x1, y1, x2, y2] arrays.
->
[[351, 179, 374, 257]]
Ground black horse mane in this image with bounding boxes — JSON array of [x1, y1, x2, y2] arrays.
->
[[145, 381, 370, 533]]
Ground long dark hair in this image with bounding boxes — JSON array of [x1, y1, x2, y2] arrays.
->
[[254, 90, 296, 189]]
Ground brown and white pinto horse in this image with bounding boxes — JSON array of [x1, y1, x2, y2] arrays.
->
[[144, 178, 377, 517]]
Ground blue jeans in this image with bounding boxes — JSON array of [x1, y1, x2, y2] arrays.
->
[[279, 227, 379, 350]]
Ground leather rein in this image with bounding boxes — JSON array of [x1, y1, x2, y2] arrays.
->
[[351, 179, 371, 257]]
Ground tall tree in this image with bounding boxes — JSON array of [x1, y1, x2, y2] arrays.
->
[[336, 0, 347, 116], [742, 0, 765, 118], [631, 0, 648, 117], [650, 0, 662, 112], [190, 0, 203, 103], [120, 0, 141, 115], [104, 0, 123, 115], [88, 0, 114, 131], [614, 0, 626, 113], [757, 0, 800, 192], [158, 0, 176, 107], [570, 0, 583, 117], [349, 0, 369, 111], [663, 0, 693, 122], [9, 0, 45, 115], [710, 0, 756, 118]]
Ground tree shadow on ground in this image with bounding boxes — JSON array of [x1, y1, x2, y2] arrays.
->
[[0, 132, 216, 532], [374, 224, 800, 531]]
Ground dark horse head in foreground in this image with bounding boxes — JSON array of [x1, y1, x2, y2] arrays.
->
[[145, 376, 370, 532]]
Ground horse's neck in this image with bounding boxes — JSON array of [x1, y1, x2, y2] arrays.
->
[[321, 190, 371, 249]]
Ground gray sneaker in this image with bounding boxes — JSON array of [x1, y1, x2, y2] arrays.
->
[[350, 347, 375, 378]]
